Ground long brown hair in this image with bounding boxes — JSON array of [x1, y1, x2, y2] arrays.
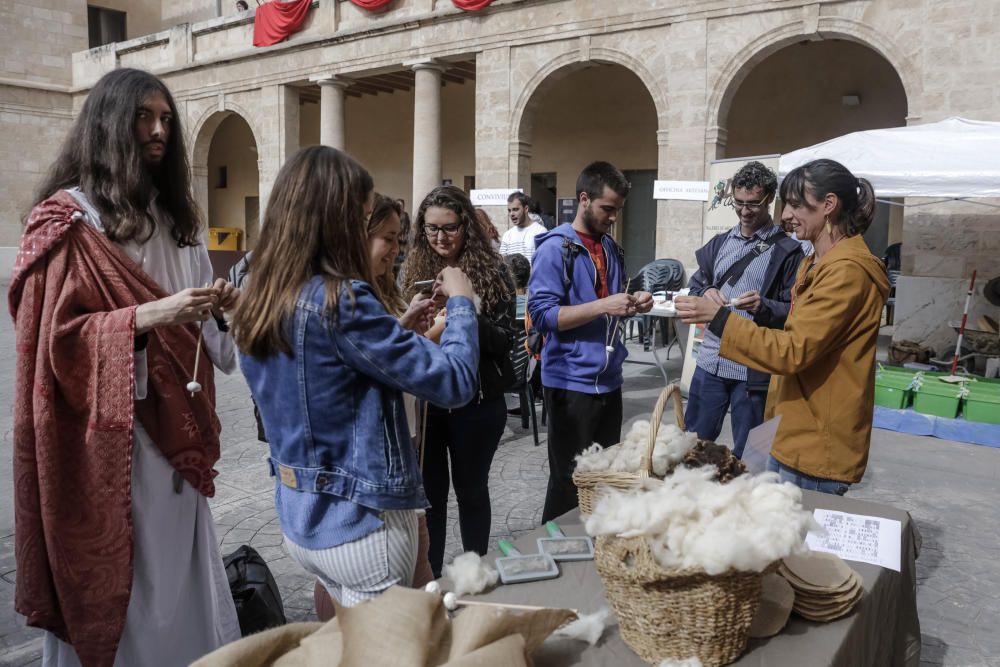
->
[[401, 185, 511, 311], [233, 146, 374, 357], [33, 68, 201, 246], [368, 193, 407, 317], [475, 207, 500, 245]]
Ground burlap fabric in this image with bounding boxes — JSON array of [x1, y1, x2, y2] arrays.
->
[[193, 585, 575, 667]]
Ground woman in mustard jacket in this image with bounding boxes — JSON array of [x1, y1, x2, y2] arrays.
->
[[676, 159, 889, 494]]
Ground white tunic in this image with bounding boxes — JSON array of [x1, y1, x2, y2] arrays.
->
[[43, 190, 241, 667]]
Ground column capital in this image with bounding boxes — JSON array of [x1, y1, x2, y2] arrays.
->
[[508, 139, 532, 159], [656, 129, 670, 147], [705, 125, 728, 147], [406, 59, 448, 73], [309, 73, 352, 89]]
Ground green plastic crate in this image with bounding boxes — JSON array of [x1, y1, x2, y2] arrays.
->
[[912, 378, 965, 419], [963, 384, 1000, 424], [874, 372, 915, 409]]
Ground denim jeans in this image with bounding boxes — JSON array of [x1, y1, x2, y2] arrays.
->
[[684, 366, 766, 458], [767, 455, 850, 496]]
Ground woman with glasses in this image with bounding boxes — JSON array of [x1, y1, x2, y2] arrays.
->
[[401, 185, 516, 577], [234, 148, 480, 607], [676, 159, 889, 495]]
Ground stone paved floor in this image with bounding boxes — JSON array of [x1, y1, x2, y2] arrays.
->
[[1, 286, 999, 666]]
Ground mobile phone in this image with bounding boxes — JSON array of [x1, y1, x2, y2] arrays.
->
[[414, 279, 436, 293]]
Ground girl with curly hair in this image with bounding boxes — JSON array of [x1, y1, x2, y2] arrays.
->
[[401, 185, 516, 576]]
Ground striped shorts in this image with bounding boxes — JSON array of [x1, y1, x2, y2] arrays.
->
[[283, 509, 419, 608]]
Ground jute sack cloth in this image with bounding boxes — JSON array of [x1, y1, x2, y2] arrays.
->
[[193, 585, 575, 667]]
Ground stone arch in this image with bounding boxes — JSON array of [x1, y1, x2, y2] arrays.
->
[[190, 102, 263, 170], [510, 46, 669, 144], [707, 17, 919, 136], [189, 105, 262, 252]]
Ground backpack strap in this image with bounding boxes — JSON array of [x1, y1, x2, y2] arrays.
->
[[560, 236, 584, 292], [713, 232, 781, 289]]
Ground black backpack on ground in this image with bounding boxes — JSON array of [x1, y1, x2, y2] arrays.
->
[[223, 544, 286, 636]]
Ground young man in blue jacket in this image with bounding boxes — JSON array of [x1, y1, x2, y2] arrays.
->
[[685, 161, 803, 457], [528, 161, 654, 521]]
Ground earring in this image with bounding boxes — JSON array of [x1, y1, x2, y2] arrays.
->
[[824, 216, 832, 236]]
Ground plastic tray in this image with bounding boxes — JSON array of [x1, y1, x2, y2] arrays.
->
[[964, 385, 1000, 424], [875, 372, 915, 409], [912, 378, 964, 419]]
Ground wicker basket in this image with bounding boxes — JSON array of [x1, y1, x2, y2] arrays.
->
[[595, 534, 765, 666], [572, 383, 685, 515]]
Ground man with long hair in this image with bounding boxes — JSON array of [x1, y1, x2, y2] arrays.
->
[[527, 161, 654, 522], [9, 68, 241, 666]]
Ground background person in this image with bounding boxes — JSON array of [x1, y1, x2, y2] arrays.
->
[[676, 159, 889, 495], [401, 185, 516, 577], [499, 191, 547, 264], [475, 207, 502, 251], [527, 161, 653, 522], [235, 148, 480, 608], [503, 252, 531, 320], [684, 161, 803, 458]]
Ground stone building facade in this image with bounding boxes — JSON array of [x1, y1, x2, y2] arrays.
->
[[2, 0, 999, 351]]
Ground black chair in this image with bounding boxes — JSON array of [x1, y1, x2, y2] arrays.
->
[[881, 244, 901, 326], [626, 259, 686, 352], [507, 328, 540, 446]]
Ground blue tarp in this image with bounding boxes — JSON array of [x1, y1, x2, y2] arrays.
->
[[873, 406, 1000, 448]]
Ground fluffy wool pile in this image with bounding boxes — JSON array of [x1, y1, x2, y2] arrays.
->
[[584, 468, 816, 575], [574, 421, 696, 477], [444, 552, 499, 596]]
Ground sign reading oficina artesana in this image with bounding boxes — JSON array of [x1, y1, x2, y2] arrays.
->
[[470, 188, 522, 206], [653, 180, 712, 201]]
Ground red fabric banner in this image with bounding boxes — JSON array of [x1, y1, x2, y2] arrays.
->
[[452, 0, 494, 9], [253, 0, 312, 47], [349, 0, 394, 9]]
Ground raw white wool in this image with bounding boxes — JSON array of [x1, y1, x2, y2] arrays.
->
[[585, 468, 817, 575], [444, 551, 499, 596], [658, 657, 703, 667], [551, 608, 612, 646], [574, 421, 696, 477], [543, 537, 592, 555], [498, 555, 552, 576]]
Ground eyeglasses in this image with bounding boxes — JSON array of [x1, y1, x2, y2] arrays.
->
[[731, 198, 769, 212], [424, 222, 464, 237]]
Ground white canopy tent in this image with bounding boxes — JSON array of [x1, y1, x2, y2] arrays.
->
[[777, 118, 1000, 199]]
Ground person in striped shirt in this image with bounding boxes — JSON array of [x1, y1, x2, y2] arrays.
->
[[499, 191, 547, 264], [684, 161, 804, 458]]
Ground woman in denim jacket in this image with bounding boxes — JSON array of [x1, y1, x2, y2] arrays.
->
[[233, 147, 480, 607], [401, 186, 516, 577]]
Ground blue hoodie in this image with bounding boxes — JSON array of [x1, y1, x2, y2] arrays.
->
[[527, 223, 627, 394]]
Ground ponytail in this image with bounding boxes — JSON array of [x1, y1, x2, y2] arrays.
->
[[847, 177, 876, 237], [780, 159, 875, 238]]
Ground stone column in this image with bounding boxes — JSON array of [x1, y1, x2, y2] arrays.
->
[[312, 75, 350, 150], [508, 139, 531, 191], [258, 84, 300, 223], [410, 61, 446, 209], [474, 47, 512, 225]]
